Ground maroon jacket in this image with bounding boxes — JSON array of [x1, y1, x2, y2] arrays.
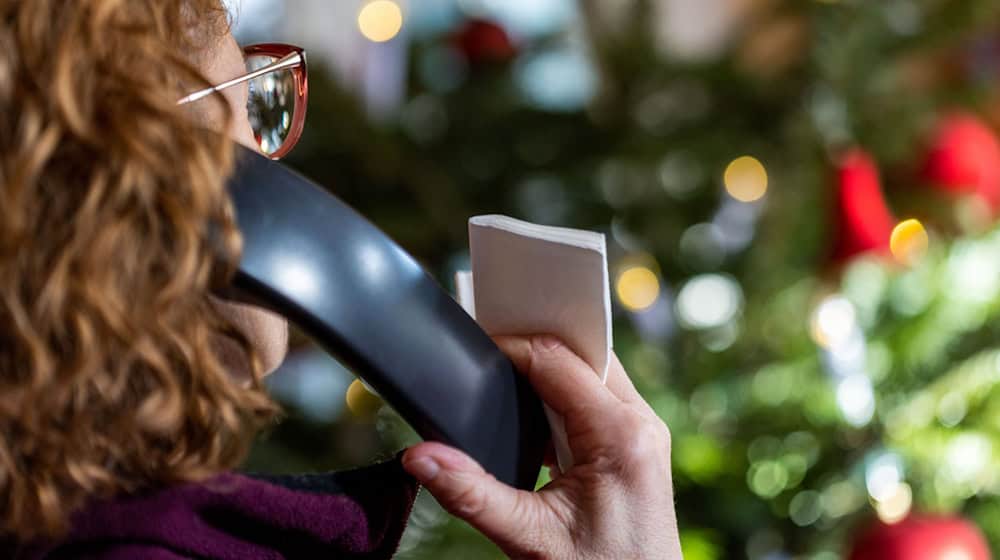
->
[[14, 455, 419, 559]]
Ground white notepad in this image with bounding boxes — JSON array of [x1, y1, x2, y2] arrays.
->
[[456, 215, 612, 472]]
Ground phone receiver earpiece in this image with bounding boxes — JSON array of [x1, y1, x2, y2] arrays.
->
[[220, 146, 549, 490]]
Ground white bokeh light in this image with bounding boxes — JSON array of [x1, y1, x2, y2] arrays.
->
[[811, 295, 857, 349], [676, 274, 743, 330], [946, 241, 1000, 303], [820, 329, 867, 379], [865, 451, 904, 502], [836, 373, 875, 427], [874, 482, 912, 524], [945, 433, 992, 486]]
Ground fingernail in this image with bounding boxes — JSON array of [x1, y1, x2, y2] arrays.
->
[[406, 457, 441, 482], [537, 335, 561, 350]]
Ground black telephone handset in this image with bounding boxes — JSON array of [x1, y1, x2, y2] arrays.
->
[[220, 146, 549, 490]]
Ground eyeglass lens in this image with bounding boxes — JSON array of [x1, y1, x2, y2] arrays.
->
[[246, 54, 297, 157]]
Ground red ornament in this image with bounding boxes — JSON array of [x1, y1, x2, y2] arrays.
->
[[831, 148, 896, 263], [921, 112, 1000, 212], [452, 19, 516, 66], [849, 515, 992, 560]]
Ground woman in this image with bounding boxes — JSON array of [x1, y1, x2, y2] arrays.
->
[[0, 1, 682, 558]]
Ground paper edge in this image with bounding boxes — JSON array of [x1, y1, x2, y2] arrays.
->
[[470, 214, 606, 253], [454, 270, 476, 319], [600, 246, 612, 383]]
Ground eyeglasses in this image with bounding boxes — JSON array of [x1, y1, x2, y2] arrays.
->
[[178, 43, 308, 160]]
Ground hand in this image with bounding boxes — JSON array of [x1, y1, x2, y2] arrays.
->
[[402, 335, 682, 559]]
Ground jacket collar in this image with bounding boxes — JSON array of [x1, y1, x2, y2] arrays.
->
[[19, 454, 418, 560]]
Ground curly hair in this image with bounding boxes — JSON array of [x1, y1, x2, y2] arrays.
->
[[0, 0, 278, 539]]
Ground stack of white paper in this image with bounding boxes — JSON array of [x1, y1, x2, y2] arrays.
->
[[456, 215, 612, 472]]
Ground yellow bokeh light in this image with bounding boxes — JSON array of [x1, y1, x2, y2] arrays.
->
[[724, 156, 768, 202], [873, 482, 912, 525], [346, 378, 382, 419], [890, 219, 929, 266], [616, 266, 661, 311], [358, 0, 403, 43]]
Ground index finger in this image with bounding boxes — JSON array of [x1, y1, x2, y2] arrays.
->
[[492, 334, 615, 418]]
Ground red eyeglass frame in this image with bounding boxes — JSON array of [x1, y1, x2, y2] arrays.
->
[[178, 43, 308, 160]]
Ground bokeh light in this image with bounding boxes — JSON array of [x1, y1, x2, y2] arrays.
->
[[873, 482, 912, 524], [658, 151, 703, 199], [616, 265, 661, 311], [944, 433, 992, 489], [676, 274, 743, 329], [937, 391, 968, 428], [864, 451, 911, 523], [823, 480, 865, 519], [810, 295, 857, 349], [346, 378, 383, 418], [945, 240, 1000, 303], [678, 529, 723, 560], [515, 48, 598, 112], [748, 460, 789, 498], [358, 0, 404, 43], [266, 349, 352, 423], [789, 490, 824, 527], [865, 452, 903, 502], [836, 374, 875, 426], [711, 197, 760, 253], [890, 218, 929, 266], [680, 223, 726, 270], [724, 155, 768, 202]]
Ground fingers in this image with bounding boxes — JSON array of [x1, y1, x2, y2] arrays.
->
[[603, 352, 644, 404], [402, 442, 547, 552], [493, 335, 615, 418], [495, 335, 643, 406]]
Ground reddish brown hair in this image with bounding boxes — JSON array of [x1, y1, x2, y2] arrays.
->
[[0, 0, 277, 539]]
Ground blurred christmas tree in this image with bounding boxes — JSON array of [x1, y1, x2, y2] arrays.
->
[[245, 0, 1000, 557]]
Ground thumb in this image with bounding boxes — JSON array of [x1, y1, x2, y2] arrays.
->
[[403, 442, 544, 551]]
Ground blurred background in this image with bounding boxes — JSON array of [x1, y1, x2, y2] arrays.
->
[[231, 0, 1000, 557]]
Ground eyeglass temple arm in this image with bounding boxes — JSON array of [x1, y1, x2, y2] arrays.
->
[[177, 52, 303, 105]]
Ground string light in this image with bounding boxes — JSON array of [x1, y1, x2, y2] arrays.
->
[[889, 218, 928, 266], [358, 0, 404, 43], [346, 378, 382, 418], [724, 156, 768, 202], [616, 266, 661, 311]]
